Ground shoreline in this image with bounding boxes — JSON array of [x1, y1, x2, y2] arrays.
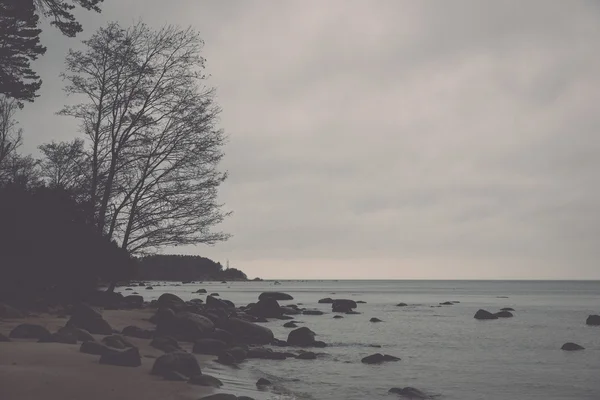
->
[[0, 309, 262, 400]]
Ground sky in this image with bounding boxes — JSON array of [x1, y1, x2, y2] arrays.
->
[[15, 0, 600, 280]]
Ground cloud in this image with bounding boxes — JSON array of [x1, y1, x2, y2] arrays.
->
[[15, 0, 600, 278]]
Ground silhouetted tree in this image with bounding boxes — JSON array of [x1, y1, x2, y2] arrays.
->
[[0, 183, 134, 305], [0, 96, 23, 169], [60, 21, 230, 254], [39, 138, 89, 201], [0, 1, 46, 104], [0, 0, 103, 103], [137, 255, 247, 281]]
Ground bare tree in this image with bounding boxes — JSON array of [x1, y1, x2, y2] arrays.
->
[[0, 96, 24, 183], [60, 21, 230, 254], [39, 138, 89, 195]]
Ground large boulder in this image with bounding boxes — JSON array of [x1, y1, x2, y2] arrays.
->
[[157, 293, 186, 311], [149, 307, 176, 325], [192, 339, 228, 355], [9, 324, 50, 339], [361, 353, 400, 364], [258, 292, 294, 301], [99, 347, 141, 367], [218, 318, 274, 345], [561, 342, 584, 351], [156, 311, 214, 341], [474, 309, 498, 320], [332, 299, 357, 313], [123, 295, 144, 309], [67, 304, 113, 334], [248, 297, 282, 318], [151, 350, 201, 378], [206, 295, 234, 309], [586, 315, 600, 326], [287, 327, 316, 347]]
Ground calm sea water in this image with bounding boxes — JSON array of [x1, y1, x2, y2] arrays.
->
[[118, 280, 600, 400]]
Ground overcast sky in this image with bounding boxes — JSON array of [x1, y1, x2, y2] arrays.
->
[[16, 0, 600, 279]]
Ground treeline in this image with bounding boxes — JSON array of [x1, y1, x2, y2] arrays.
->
[[136, 255, 247, 282], [0, 3, 230, 305]]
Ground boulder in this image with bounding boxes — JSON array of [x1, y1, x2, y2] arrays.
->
[[192, 339, 228, 355], [150, 336, 180, 352], [474, 309, 498, 320], [302, 310, 324, 316], [280, 306, 301, 315], [151, 350, 201, 378], [194, 289, 207, 293], [157, 293, 186, 311], [163, 370, 189, 381], [0, 303, 24, 318], [217, 351, 237, 365], [210, 328, 234, 345], [258, 292, 294, 301], [38, 331, 77, 344], [396, 303, 408, 307], [389, 387, 430, 399], [249, 297, 282, 318], [102, 334, 134, 349], [80, 341, 118, 356], [218, 318, 274, 344], [561, 342, 584, 351], [256, 378, 271, 387], [149, 307, 176, 325], [332, 299, 357, 313], [9, 324, 50, 339], [227, 346, 248, 362], [370, 317, 383, 323], [361, 353, 400, 364], [494, 311, 514, 318], [122, 325, 153, 339], [67, 304, 113, 334], [188, 374, 223, 388], [206, 295, 233, 309], [123, 295, 144, 308], [283, 321, 298, 328], [318, 298, 334, 304], [439, 301, 453, 305], [586, 315, 600, 326], [500, 307, 515, 311], [146, 286, 154, 290], [296, 351, 317, 360], [333, 315, 344, 319], [287, 327, 316, 347], [156, 311, 214, 341], [99, 347, 141, 367]]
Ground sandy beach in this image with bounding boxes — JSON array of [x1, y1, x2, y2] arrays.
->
[[0, 309, 232, 400]]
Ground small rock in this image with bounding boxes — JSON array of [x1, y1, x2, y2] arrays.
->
[[217, 351, 237, 365], [283, 321, 298, 328], [361, 353, 400, 364], [194, 289, 207, 294], [259, 292, 294, 301], [256, 378, 272, 387], [99, 347, 142, 367], [561, 342, 584, 351], [287, 327, 316, 347], [211, 293, 220, 296], [302, 310, 324, 316], [296, 351, 317, 360], [318, 298, 334, 304], [474, 309, 498, 320], [146, 286, 154, 290], [150, 336, 181, 352], [396, 303, 408, 307], [370, 317, 383, 323], [586, 315, 600, 326], [494, 311, 514, 318], [389, 387, 430, 399], [439, 301, 453, 305], [356, 301, 367, 304], [9, 324, 50, 339], [500, 307, 515, 311], [333, 315, 344, 319]]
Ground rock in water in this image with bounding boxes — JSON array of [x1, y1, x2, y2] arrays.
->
[[99, 347, 142, 367], [151, 350, 201, 378], [9, 324, 50, 339], [494, 310, 514, 318], [287, 327, 316, 347], [361, 353, 400, 364], [500, 307, 515, 311], [218, 318, 274, 345], [370, 317, 383, 323], [156, 293, 186, 311], [332, 299, 357, 313], [188, 374, 223, 387], [256, 378, 272, 387], [561, 342, 585, 351], [283, 321, 298, 328], [192, 339, 228, 355], [389, 387, 430, 399], [302, 310, 324, 316], [296, 351, 317, 360], [248, 297, 283, 318], [396, 303, 408, 307], [474, 309, 498, 320], [318, 298, 334, 304], [67, 304, 113, 334], [586, 315, 600, 326], [258, 292, 294, 301]]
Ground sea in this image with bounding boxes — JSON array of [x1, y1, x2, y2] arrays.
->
[[117, 280, 600, 400]]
